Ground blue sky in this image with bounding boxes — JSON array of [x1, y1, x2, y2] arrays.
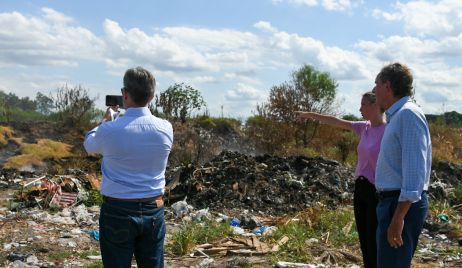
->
[[1, 0, 461, 118]]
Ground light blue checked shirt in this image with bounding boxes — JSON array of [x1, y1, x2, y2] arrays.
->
[[375, 96, 432, 203], [84, 107, 173, 199]]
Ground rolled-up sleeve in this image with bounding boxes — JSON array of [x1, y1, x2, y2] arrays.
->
[[399, 110, 430, 203], [84, 125, 104, 154]]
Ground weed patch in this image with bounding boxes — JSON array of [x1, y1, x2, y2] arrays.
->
[[84, 189, 103, 207], [267, 207, 358, 263], [167, 220, 234, 256]]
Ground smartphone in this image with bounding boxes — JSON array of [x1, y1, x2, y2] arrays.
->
[[105, 95, 123, 107]]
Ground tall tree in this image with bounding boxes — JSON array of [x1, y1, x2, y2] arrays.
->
[[156, 83, 206, 123], [255, 64, 338, 146], [35, 92, 54, 115]]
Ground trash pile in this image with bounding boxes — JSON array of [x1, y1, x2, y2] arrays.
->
[[429, 160, 462, 205], [2, 169, 100, 212], [166, 150, 356, 215]]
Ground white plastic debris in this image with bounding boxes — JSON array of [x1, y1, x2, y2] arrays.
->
[[191, 208, 210, 221], [171, 200, 194, 217], [195, 258, 214, 268], [231, 226, 245, 235], [276, 261, 322, 268]]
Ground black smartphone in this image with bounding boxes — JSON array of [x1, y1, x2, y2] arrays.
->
[[105, 95, 123, 107]]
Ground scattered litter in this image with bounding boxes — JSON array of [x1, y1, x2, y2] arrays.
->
[[87, 255, 102, 260], [191, 208, 210, 221], [252, 225, 277, 236], [230, 218, 241, 227], [84, 230, 100, 241], [276, 261, 323, 268], [231, 226, 245, 235], [437, 214, 449, 222], [171, 200, 193, 217], [195, 257, 214, 268]]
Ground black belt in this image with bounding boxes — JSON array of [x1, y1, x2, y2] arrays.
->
[[376, 190, 400, 200], [376, 190, 428, 200], [103, 195, 164, 207]]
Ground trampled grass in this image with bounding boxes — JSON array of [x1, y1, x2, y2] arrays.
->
[[4, 138, 73, 169]]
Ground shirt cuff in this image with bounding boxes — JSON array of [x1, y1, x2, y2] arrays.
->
[[84, 126, 99, 140], [398, 190, 421, 203]]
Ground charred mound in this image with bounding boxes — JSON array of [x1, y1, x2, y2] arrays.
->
[[167, 150, 356, 215]]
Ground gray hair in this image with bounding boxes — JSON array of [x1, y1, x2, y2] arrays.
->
[[123, 67, 155, 106]]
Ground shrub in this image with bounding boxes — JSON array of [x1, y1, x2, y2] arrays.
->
[[53, 85, 100, 129], [430, 120, 462, 165], [246, 115, 295, 154], [169, 123, 221, 165], [191, 115, 241, 134], [84, 189, 103, 207]]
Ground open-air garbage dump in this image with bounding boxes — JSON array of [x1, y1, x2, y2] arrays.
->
[[1, 149, 462, 267]]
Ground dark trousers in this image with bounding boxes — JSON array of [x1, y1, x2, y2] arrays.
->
[[99, 200, 165, 268], [354, 177, 378, 268], [376, 191, 428, 268]]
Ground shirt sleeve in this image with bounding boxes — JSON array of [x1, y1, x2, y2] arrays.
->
[[398, 110, 430, 203], [83, 124, 106, 154], [351, 121, 367, 136]]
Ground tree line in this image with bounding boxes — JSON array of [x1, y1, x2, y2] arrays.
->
[[1, 64, 460, 160]]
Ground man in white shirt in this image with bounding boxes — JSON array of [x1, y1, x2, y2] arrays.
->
[[84, 67, 173, 268]]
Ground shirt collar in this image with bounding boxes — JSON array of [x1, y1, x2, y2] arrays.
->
[[385, 96, 411, 122], [124, 107, 152, 117]]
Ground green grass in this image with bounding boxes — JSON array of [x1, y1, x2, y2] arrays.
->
[[428, 200, 458, 220], [167, 219, 234, 256], [84, 189, 103, 207], [50, 250, 101, 265], [4, 138, 73, 169], [267, 207, 358, 263], [455, 186, 462, 203], [86, 261, 103, 268], [49, 251, 75, 262]]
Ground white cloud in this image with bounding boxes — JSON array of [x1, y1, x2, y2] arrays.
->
[[103, 20, 213, 73], [225, 83, 266, 102], [41, 7, 73, 24], [372, 0, 462, 38], [254, 21, 278, 33], [273, 0, 363, 11], [269, 31, 369, 80], [0, 9, 104, 67]]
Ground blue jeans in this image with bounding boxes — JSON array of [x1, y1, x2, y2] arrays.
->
[[376, 192, 428, 268], [99, 200, 165, 268]]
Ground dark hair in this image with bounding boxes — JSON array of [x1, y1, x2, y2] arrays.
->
[[362, 91, 376, 104], [376, 62, 413, 98], [123, 67, 155, 106]]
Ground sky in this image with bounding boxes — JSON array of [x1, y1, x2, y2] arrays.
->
[[1, 0, 461, 118]]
